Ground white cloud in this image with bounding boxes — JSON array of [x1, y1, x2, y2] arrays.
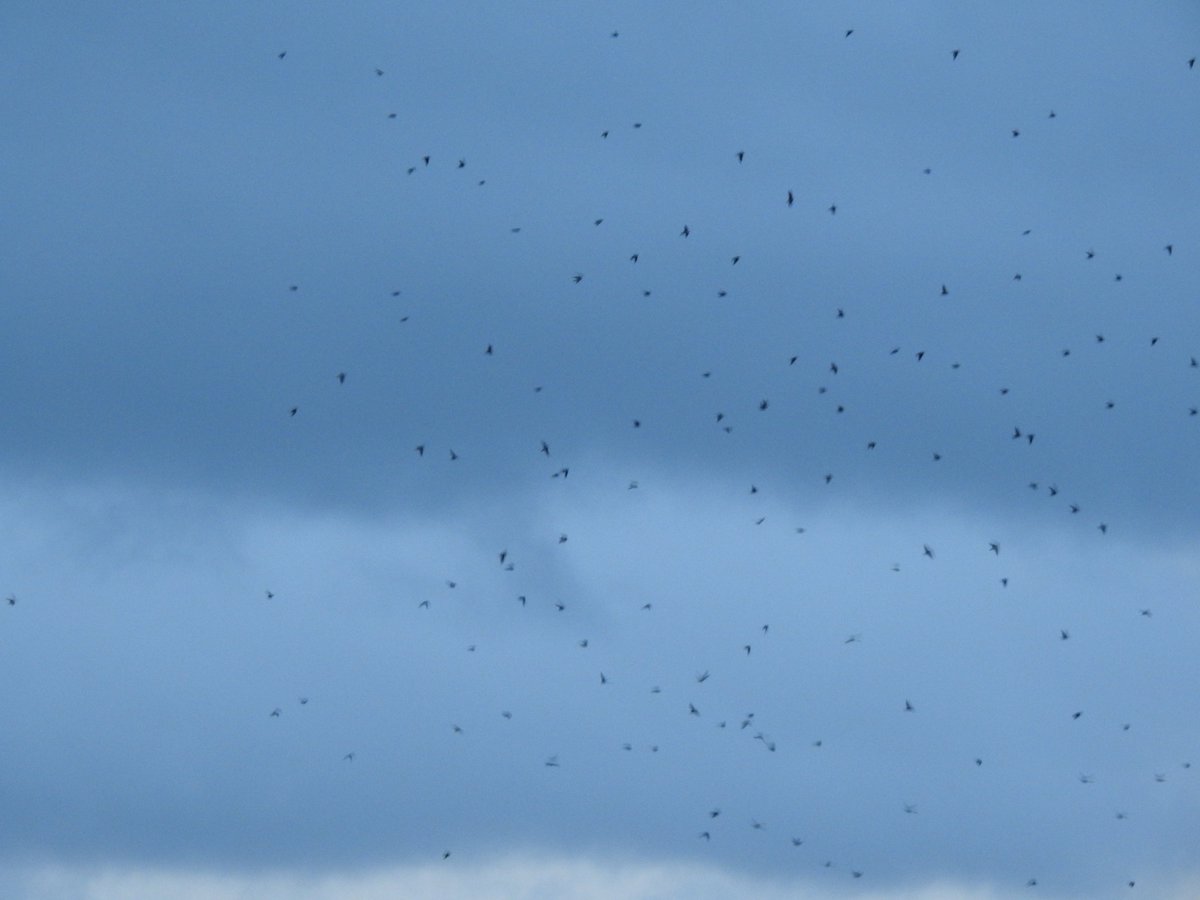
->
[[0, 855, 1109, 900]]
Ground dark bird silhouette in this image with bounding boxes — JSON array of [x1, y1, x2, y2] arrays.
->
[[336, 372, 346, 384], [787, 190, 794, 207], [923, 544, 935, 559], [681, 225, 690, 237], [277, 51, 286, 59], [952, 49, 959, 59], [289, 407, 298, 417], [737, 151, 744, 162]]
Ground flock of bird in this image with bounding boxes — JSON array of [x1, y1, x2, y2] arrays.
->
[[11, 14, 1195, 899], [254, 23, 1200, 897]]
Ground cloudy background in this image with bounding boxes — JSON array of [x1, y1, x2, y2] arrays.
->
[[3, 2, 1199, 898]]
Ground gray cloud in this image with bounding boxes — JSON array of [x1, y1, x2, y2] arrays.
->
[[1, 2, 1198, 897]]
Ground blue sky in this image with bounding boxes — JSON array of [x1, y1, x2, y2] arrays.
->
[[2, 2, 1199, 898]]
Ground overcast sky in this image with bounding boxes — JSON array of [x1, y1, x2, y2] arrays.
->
[[3, 2, 1199, 899]]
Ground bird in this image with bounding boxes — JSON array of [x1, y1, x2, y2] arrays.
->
[[787, 190, 794, 207], [277, 51, 286, 59], [923, 544, 935, 559], [952, 49, 960, 59], [336, 372, 346, 384]]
